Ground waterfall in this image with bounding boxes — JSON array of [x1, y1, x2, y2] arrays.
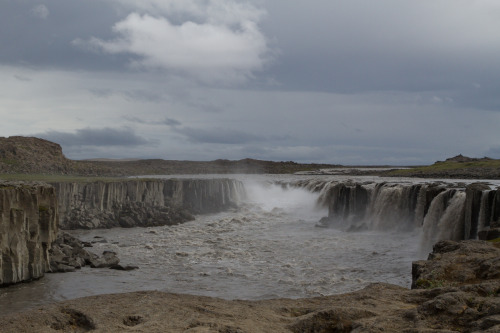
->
[[419, 190, 466, 255], [368, 184, 422, 231], [289, 178, 499, 249]]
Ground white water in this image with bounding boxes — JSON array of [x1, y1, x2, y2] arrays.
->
[[1, 175, 476, 315]]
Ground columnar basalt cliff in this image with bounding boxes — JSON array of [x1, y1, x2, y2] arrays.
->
[[51, 179, 246, 229], [0, 182, 58, 286], [290, 179, 500, 249]]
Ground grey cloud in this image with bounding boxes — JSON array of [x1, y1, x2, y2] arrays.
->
[[123, 116, 147, 124], [123, 116, 182, 127], [36, 127, 152, 147], [79, 2, 272, 84], [89, 88, 114, 98], [13, 74, 32, 82], [31, 4, 50, 20], [485, 147, 500, 159], [162, 118, 182, 126], [0, 1, 125, 70], [260, 0, 500, 115], [175, 127, 263, 144], [122, 90, 164, 103], [89, 89, 164, 102]]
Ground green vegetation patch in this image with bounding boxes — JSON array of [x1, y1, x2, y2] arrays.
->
[[415, 278, 445, 289]]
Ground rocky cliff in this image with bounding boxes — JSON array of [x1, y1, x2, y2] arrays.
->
[[0, 181, 58, 285], [51, 179, 246, 229]]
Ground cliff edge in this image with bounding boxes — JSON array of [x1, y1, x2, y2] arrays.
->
[[0, 181, 58, 285]]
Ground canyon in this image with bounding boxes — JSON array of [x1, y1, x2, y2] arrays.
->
[[1, 176, 500, 332], [1, 178, 245, 285]]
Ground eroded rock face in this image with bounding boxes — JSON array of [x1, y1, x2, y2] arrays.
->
[[52, 179, 246, 229], [0, 181, 58, 285]]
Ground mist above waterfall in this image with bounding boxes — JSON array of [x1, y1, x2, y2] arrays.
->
[[244, 181, 326, 220]]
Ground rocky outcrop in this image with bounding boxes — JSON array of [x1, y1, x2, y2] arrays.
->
[[0, 136, 77, 174], [412, 240, 500, 288], [0, 181, 58, 285], [51, 179, 246, 229], [2, 240, 499, 332], [49, 232, 131, 273]]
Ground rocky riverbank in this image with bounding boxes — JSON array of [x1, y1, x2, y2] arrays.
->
[[49, 232, 138, 273], [1, 240, 498, 332]]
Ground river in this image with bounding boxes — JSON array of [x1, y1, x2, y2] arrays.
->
[[2, 174, 498, 315]]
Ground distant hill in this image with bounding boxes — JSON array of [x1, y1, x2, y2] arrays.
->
[[0, 136, 341, 176], [386, 154, 500, 179], [0, 136, 77, 174], [4, 137, 498, 179]]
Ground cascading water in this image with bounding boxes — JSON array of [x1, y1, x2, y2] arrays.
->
[[419, 190, 466, 256], [288, 178, 500, 254]]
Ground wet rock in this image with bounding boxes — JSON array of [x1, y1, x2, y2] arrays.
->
[[479, 228, 500, 241], [109, 264, 139, 271], [89, 251, 120, 268], [49, 232, 137, 272]]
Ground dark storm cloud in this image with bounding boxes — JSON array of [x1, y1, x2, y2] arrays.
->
[[36, 127, 153, 147], [261, 1, 500, 110]]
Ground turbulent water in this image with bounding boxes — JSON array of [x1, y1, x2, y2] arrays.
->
[[2, 174, 497, 315]]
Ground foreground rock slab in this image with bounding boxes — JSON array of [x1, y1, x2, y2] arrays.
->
[[1, 240, 499, 332]]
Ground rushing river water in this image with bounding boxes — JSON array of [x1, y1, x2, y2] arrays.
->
[[4, 174, 494, 315]]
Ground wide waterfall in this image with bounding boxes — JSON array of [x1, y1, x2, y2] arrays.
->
[[287, 178, 500, 254]]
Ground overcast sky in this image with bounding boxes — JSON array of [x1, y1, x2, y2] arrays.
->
[[1, 0, 499, 165]]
